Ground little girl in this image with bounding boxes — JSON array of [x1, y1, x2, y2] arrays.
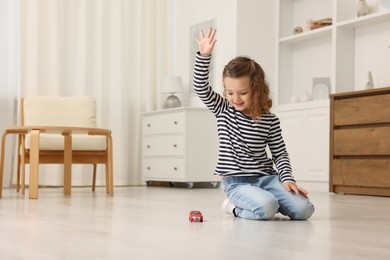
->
[[193, 28, 314, 220]]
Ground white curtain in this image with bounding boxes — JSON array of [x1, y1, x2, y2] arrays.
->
[[0, 0, 20, 188], [15, 0, 172, 186]]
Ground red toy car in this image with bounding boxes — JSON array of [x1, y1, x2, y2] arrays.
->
[[189, 210, 203, 222]]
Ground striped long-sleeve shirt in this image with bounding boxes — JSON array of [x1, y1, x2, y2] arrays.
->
[[193, 53, 295, 183]]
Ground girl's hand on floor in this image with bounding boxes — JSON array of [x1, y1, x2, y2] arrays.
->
[[283, 182, 309, 198], [196, 27, 217, 57]]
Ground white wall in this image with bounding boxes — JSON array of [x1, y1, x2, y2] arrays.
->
[[354, 20, 390, 90], [172, 0, 276, 107], [236, 0, 277, 102], [173, 0, 238, 107]]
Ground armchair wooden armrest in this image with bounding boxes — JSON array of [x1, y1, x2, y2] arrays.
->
[[3, 126, 112, 136], [0, 126, 113, 199]]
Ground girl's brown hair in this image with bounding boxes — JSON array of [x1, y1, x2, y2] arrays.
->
[[222, 56, 272, 119]]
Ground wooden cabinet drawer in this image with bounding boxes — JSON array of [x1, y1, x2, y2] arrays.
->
[[142, 112, 184, 135], [142, 135, 184, 156], [334, 126, 390, 155], [142, 158, 184, 180], [334, 93, 390, 126], [332, 159, 390, 188]]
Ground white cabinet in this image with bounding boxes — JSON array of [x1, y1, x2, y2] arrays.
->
[[276, 101, 330, 191], [141, 107, 220, 188], [274, 0, 390, 190]]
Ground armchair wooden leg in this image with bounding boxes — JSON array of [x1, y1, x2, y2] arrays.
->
[[92, 164, 97, 192], [63, 133, 72, 195], [16, 135, 21, 192], [105, 162, 109, 194], [21, 135, 26, 195], [16, 157, 20, 192], [105, 136, 110, 195], [0, 132, 8, 198], [29, 130, 40, 199], [108, 135, 114, 196]]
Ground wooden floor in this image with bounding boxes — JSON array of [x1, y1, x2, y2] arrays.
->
[[0, 185, 390, 260]]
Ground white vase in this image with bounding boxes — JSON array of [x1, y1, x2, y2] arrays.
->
[[357, 0, 369, 17], [366, 71, 374, 89]]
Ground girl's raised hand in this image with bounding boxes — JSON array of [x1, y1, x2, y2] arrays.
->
[[196, 27, 217, 57]]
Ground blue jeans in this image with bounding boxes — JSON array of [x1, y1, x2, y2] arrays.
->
[[223, 175, 315, 220]]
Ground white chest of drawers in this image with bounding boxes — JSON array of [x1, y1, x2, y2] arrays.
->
[[141, 107, 220, 188]]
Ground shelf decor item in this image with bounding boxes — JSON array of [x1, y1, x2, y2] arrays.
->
[[301, 91, 312, 102], [366, 71, 374, 89], [357, 0, 369, 17], [312, 77, 330, 100], [306, 18, 332, 30], [293, 26, 303, 34], [162, 76, 184, 108]]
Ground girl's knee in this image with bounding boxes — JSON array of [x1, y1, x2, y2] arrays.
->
[[254, 198, 279, 220], [290, 200, 315, 220]]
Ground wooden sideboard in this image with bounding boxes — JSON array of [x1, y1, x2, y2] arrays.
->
[[329, 87, 390, 196]]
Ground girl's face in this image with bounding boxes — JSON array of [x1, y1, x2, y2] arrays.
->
[[224, 76, 252, 115]]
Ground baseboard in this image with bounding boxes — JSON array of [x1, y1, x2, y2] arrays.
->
[[298, 181, 329, 192]]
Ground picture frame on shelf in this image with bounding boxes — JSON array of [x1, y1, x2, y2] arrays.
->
[[312, 77, 330, 100], [380, 0, 390, 9], [189, 19, 215, 95]]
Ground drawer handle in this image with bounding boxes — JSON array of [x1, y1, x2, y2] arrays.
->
[[173, 144, 177, 148], [147, 166, 151, 170], [173, 121, 178, 125], [173, 167, 178, 171], [147, 145, 151, 149], [147, 123, 151, 127]]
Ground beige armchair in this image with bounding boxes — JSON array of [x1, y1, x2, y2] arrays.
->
[[0, 96, 113, 199]]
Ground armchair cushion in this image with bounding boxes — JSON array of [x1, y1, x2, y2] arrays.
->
[[23, 96, 97, 127]]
